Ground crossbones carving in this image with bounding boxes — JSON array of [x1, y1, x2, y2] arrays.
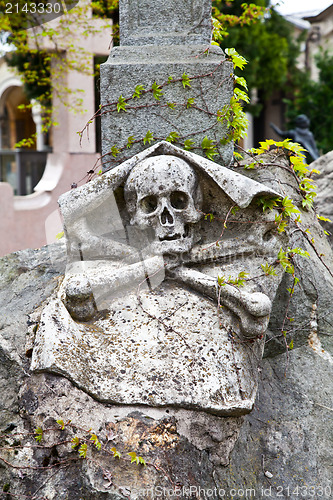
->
[[61, 152, 280, 338]]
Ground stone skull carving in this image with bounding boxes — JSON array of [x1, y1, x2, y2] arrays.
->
[[124, 155, 203, 254]]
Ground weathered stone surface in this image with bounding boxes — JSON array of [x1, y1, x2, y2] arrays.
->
[[233, 152, 333, 358], [0, 222, 332, 498], [101, 45, 234, 168], [311, 150, 333, 247], [119, 0, 212, 46]]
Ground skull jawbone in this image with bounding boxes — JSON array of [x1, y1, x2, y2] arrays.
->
[[150, 237, 194, 255]]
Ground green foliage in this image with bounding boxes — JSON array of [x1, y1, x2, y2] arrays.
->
[[111, 447, 121, 459], [214, 0, 303, 113], [256, 196, 279, 212], [181, 72, 191, 89], [79, 443, 88, 458], [204, 213, 215, 222], [218, 271, 249, 287], [71, 436, 80, 449], [34, 427, 43, 443], [117, 95, 128, 113], [92, 0, 119, 20], [317, 215, 332, 223], [281, 197, 300, 217], [5, 46, 51, 104], [277, 247, 310, 276], [166, 132, 180, 143], [184, 139, 195, 150], [186, 98, 195, 108], [201, 136, 218, 160], [56, 231, 65, 240], [132, 84, 145, 99], [251, 139, 318, 211], [1, 1, 113, 142], [143, 130, 154, 145], [90, 433, 102, 450], [128, 451, 146, 465], [111, 145, 120, 157], [261, 263, 277, 276], [225, 48, 248, 71], [57, 419, 66, 430], [126, 135, 135, 149], [151, 81, 163, 100]]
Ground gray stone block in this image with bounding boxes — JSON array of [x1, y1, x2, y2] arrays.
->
[[119, 0, 212, 46], [100, 45, 234, 168]]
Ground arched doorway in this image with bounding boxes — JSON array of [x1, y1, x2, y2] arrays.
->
[[0, 79, 47, 195]]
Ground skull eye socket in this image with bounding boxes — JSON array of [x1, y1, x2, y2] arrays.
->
[[170, 191, 188, 210], [140, 195, 158, 214]]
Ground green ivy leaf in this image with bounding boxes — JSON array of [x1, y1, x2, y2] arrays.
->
[[71, 436, 80, 449], [34, 427, 43, 443], [181, 72, 191, 89], [217, 275, 226, 286], [288, 247, 310, 258], [184, 139, 195, 150], [234, 76, 248, 90], [143, 130, 154, 145], [261, 263, 277, 276], [281, 197, 300, 216], [79, 443, 88, 458], [127, 451, 145, 465], [126, 135, 135, 149], [111, 447, 121, 459], [167, 102, 176, 109], [257, 196, 280, 212], [56, 231, 64, 240], [234, 88, 250, 104], [201, 136, 218, 160], [57, 419, 65, 430], [151, 82, 163, 100], [225, 48, 248, 70], [90, 433, 102, 450], [317, 215, 332, 222], [117, 95, 127, 113], [111, 145, 120, 157], [166, 132, 180, 143], [132, 84, 145, 99], [186, 98, 195, 108]]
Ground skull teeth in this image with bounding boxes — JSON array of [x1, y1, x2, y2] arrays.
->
[[159, 233, 183, 241]]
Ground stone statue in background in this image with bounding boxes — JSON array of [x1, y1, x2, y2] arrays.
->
[[31, 142, 286, 416], [270, 114, 320, 161]]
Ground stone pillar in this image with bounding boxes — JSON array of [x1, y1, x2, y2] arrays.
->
[[31, 100, 45, 151], [100, 0, 234, 169]]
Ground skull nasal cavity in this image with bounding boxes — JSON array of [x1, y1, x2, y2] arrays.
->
[[161, 207, 174, 225]]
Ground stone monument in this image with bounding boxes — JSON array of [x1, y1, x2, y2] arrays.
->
[[100, 0, 234, 168], [1, 1, 333, 498], [31, 141, 286, 417]]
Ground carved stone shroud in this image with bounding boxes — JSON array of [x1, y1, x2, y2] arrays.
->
[[31, 142, 285, 416]]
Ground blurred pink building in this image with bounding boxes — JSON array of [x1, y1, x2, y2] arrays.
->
[[0, 6, 111, 255]]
